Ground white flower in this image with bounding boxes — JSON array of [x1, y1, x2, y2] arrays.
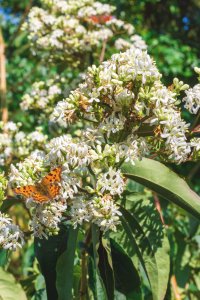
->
[[21, 78, 65, 114], [60, 167, 82, 199], [97, 168, 125, 196], [91, 195, 122, 232], [99, 113, 126, 138], [9, 150, 46, 187], [115, 38, 132, 51], [0, 213, 24, 250], [119, 136, 149, 164], [130, 34, 147, 50], [50, 99, 76, 127], [183, 84, 200, 114], [191, 138, 200, 151], [27, 131, 48, 143], [15, 131, 26, 143], [49, 85, 62, 96], [70, 197, 92, 228], [3, 121, 18, 132]]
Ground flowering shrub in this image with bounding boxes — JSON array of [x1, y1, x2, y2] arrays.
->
[[1, 1, 200, 299], [6, 45, 200, 299], [23, 0, 135, 66]]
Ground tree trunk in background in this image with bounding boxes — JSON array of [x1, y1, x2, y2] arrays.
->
[[0, 29, 7, 125]]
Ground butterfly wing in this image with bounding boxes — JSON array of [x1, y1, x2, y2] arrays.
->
[[14, 185, 37, 198], [14, 185, 50, 203], [41, 167, 62, 186], [41, 167, 62, 200], [47, 183, 61, 199]]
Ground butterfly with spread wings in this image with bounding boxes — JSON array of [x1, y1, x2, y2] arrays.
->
[[13, 167, 62, 203]]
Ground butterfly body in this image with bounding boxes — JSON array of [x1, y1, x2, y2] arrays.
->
[[14, 167, 62, 203]]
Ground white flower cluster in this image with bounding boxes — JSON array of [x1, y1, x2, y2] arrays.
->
[[0, 122, 48, 167], [46, 134, 93, 167], [115, 35, 147, 52], [70, 194, 121, 232], [52, 48, 193, 163], [0, 213, 24, 250], [21, 77, 66, 116], [27, 200, 67, 239], [23, 0, 134, 65], [9, 132, 126, 236], [96, 168, 125, 196]]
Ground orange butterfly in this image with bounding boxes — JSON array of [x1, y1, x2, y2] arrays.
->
[[13, 167, 62, 203], [88, 15, 114, 24]]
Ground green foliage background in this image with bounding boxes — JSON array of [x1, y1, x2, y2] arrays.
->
[[0, 0, 200, 299]]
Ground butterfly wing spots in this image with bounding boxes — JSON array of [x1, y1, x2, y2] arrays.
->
[[14, 185, 37, 198], [41, 167, 62, 186], [48, 183, 61, 199]]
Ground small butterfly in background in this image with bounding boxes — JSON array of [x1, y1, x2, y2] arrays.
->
[[87, 15, 114, 25], [13, 167, 62, 204]]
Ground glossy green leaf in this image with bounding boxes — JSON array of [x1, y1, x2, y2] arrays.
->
[[120, 191, 170, 300], [100, 234, 115, 300], [91, 224, 108, 300], [0, 250, 7, 267], [72, 265, 81, 300], [121, 159, 200, 219], [56, 226, 79, 300], [0, 197, 21, 213], [0, 267, 27, 300], [110, 239, 141, 298], [34, 228, 69, 300]]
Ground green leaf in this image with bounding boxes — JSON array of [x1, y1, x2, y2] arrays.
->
[[72, 265, 81, 300], [110, 239, 141, 298], [0, 250, 7, 267], [0, 197, 21, 213], [99, 234, 115, 300], [56, 226, 79, 300], [91, 224, 108, 300], [34, 228, 69, 300], [88, 256, 106, 300], [0, 267, 27, 300], [121, 158, 200, 219], [120, 191, 170, 300]]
